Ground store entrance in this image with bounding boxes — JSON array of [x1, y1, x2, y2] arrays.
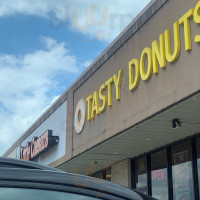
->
[[132, 137, 200, 200]]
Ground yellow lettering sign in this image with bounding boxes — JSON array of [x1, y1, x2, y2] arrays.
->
[[128, 0, 200, 92], [91, 91, 100, 119], [129, 59, 140, 91], [86, 69, 123, 120], [86, 94, 93, 121], [113, 69, 123, 100], [194, 1, 200, 43], [140, 47, 153, 81], [164, 22, 180, 63], [105, 77, 114, 106], [152, 33, 166, 74], [99, 84, 107, 113], [179, 9, 194, 51], [86, 1, 200, 123]]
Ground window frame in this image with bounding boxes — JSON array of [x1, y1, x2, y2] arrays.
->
[[131, 135, 200, 200]]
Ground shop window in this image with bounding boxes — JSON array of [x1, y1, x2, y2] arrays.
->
[[171, 141, 194, 200], [196, 137, 200, 198], [151, 150, 168, 200], [135, 157, 147, 194]]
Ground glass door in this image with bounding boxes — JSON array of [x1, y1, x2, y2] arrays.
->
[[151, 150, 168, 200], [171, 141, 194, 200]]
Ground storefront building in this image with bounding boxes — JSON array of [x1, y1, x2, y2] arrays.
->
[[3, 0, 200, 199]]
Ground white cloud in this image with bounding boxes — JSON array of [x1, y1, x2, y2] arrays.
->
[[0, 37, 79, 155], [0, 0, 152, 155], [0, 0, 151, 42], [82, 60, 93, 68]]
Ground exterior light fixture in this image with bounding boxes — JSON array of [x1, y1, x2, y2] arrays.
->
[[144, 138, 151, 141], [171, 119, 182, 129]]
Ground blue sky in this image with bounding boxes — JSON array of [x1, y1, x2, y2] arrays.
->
[[0, 0, 150, 156]]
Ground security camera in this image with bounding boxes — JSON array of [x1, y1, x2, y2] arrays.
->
[[172, 119, 182, 129]]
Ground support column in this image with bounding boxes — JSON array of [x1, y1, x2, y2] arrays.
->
[[111, 159, 131, 188]]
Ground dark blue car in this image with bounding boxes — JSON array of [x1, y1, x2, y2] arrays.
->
[[0, 157, 156, 200]]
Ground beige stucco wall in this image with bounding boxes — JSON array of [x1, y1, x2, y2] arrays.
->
[[6, 147, 18, 159], [72, 0, 200, 158]]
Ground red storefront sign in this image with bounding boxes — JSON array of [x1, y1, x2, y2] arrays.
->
[[152, 169, 165, 181], [20, 130, 59, 160]]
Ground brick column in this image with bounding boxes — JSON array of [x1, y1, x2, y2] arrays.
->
[[111, 159, 131, 188]]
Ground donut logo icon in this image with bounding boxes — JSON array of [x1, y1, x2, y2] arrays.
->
[[74, 99, 86, 134]]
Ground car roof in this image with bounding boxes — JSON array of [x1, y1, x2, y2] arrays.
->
[[0, 157, 155, 200], [0, 157, 62, 171]]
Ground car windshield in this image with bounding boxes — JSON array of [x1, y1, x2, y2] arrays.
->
[[0, 188, 102, 200]]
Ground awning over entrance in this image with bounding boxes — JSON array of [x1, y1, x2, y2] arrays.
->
[[58, 92, 200, 175]]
